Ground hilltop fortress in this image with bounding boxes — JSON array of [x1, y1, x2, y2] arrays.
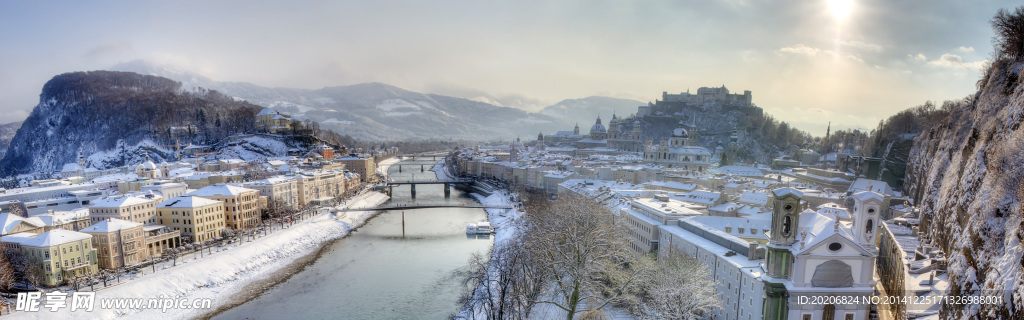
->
[[638, 85, 762, 118]]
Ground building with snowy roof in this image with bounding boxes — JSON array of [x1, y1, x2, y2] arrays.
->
[[188, 184, 264, 230], [0, 229, 98, 286], [656, 188, 884, 320], [0, 212, 45, 236], [89, 193, 164, 225], [642, 121, 713, 172], [245, 176, 300, 209], [80, 219, 148, 269], [255, 108, 295, 133], [156, 196, 225, 243]]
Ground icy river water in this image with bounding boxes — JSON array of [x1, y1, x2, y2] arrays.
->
[[212, 158, 492, 319]]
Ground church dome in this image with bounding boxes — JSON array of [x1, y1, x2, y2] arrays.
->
[[140, 160, 157, 170], [672, 127, 688, 138], [590, 116, 606, 134]]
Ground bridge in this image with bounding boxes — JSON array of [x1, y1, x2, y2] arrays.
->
[[338, 204, 512, 212], [383, 178, 473, 198], [397, 153, 449, 161]]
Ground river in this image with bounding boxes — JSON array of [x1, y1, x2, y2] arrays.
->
[[212, 157, 492, 320]]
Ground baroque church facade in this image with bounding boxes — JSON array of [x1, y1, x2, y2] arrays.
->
[[763, 188, 881, 320]]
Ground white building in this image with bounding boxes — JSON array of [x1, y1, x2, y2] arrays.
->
[[762, 188, 882, 320]]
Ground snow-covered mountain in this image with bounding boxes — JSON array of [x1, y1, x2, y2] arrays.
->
[[0, 121, 21, 161], [904, 58, 1023, 318], [111, 61, 570, 141], [0, 71, 292, 176], [539, 96, 644, 126]]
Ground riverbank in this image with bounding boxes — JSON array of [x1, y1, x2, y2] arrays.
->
[[438, 155, 524, 319], [7, 191, 391, 320]]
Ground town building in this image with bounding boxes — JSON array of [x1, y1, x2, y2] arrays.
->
[[337, 156, 376, 182], [88, 193, 163, 225], [143, 225, 181, 259], [0, 229, 98, 286], [188, 184, 264, 230], [245, 176, 300, 209], [622, 196, 703, 255], [255, 108, 295, 133], [156, 196, 226, 243], [80, 219, 149, 270]]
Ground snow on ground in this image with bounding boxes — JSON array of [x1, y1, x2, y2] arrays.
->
[[377, 157, 400, 177], [431, 158, 453, 180], [7, 191, 391, 320]]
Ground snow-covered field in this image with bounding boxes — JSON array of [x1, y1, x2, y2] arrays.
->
[[7, 191, 391, 320]]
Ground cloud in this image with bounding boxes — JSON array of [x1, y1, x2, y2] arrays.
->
[[837, 39, 883, 52], [778, 44, 864, 63], [778, 44, 821, 56], [956, 46, 974, 53], [926, 53, 987, 70], [909, 53, 928, 61]]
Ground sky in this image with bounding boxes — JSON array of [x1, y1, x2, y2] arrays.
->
[[0, 0, 1016, 134]]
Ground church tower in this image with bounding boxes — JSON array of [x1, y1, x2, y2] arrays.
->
[[763, 187, 803, 320], [630, 121, 642, 141], [851, 191, 883, 250], [510, 137, 523, 163], [536, 132, 546, 151], [607, 113, 620, 139], [573, 123, 580, 135]]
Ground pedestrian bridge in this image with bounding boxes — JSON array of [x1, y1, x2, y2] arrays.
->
[[339, 204, 512, 212]]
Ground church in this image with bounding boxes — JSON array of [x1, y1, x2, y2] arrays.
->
[[641, 121, 712, 172], [762, 188, 881, 320]]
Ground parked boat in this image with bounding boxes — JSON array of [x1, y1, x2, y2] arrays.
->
[[466, 221, 494, 234]]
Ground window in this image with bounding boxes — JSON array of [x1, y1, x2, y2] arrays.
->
[[829, 242, 843, 251]]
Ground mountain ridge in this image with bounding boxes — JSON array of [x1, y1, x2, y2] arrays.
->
[[110, 61, 644, 141]]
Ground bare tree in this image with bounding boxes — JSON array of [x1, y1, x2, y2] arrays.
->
[[623, 251, 721, 320], [458, 237, 542, 320], [524, 193, 644, 320], [24, 264, 44, 290], [992, 6, 1024, 60], [163, 247, 179, 267], [204, 239, 215, 255], [0, 250, 15, 292], [264, 199, 295, 222]]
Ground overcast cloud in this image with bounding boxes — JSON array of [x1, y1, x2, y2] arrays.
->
[[0, 0, 1016, 133]]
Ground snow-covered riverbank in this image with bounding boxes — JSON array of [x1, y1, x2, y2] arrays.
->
[[438, 154, 524, 319], [8, 191, 391, 320]]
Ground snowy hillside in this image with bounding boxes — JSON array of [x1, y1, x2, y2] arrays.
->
[[0, 121, 21, 160], [0, 71, 285, 176], [904, 58, 1024, 319]]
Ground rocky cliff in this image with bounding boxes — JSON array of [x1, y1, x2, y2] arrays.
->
[[904, 58, 1024, 318]]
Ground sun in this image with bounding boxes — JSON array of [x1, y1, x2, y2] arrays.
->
[[827, 0, 854, 20]]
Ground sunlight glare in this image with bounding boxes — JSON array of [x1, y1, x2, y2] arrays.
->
[[828, 0, 854, 20]]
